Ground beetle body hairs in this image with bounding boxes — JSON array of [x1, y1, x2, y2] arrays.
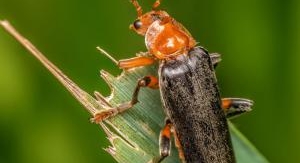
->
[[92, 1, 253, 163]]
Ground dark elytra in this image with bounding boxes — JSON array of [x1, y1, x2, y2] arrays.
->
[[159, 46, 235, 163]]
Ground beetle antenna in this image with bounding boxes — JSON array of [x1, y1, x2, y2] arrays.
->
[[152, 0, 161, 10], [131, 0, 143, 17]]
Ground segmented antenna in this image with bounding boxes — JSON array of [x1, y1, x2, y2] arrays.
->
[[131, 0, 143, 17], [152, 0, 161, 10]]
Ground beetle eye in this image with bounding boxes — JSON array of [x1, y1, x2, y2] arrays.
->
[[133, 19, 142, 29]]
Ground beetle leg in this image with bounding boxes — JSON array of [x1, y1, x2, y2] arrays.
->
[[174, 130, 186, 163], [221, 98, 253, 118], [158, 119, 172, 163], [91, 75, 159, 123], [210, 53, 221, 68], [96, 46, 155, 69], [150, 119, 173, 163], [151, 119, 187, 163], [118, 51, 218, 69], [118, 56, 156, 69]]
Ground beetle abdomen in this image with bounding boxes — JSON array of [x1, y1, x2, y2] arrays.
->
[[159, 46, 235, 163]]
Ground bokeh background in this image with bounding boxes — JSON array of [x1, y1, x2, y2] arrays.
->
[[0, 0, 299, 163]]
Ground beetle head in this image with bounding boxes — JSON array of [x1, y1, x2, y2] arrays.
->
[[129, 0, 169, 35]]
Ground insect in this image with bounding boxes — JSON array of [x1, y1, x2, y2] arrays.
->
[[92, 0, 253, 163]]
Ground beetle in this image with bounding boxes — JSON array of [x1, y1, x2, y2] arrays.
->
[[92, 0, 253, 163]]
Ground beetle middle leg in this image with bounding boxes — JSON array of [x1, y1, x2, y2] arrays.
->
[[91, 75, 159, 123], [221, 98, 253, 118]]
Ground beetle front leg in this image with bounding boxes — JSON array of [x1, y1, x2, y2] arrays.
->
[[118, 56, 156, 69], [96, 47, 156, 69], [221, 98, 253, 118], [91, 75, 159, 123]]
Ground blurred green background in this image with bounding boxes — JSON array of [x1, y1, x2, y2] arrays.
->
[[0, 0, 299, 163]]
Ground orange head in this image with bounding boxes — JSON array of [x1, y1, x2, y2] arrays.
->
[[129, 0, 196, 60]]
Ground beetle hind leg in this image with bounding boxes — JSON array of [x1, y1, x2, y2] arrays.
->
[[158, 119, 172, 162], [91, 75, 159, 123], [150, 119, 173, 163], [222, 98, 253, 118], [210, 53, 221, 68]]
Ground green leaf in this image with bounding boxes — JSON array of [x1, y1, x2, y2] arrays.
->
[[0, 20, 269, 163], [100, 65, 269, 163]]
